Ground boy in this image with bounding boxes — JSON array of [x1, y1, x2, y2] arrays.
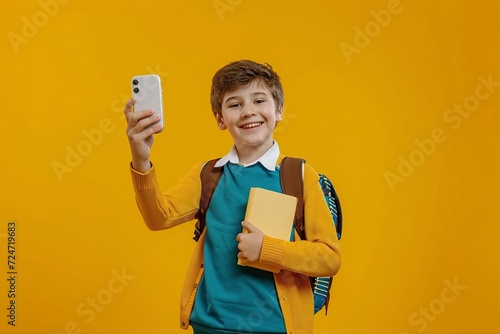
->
[[124, 60, 341, 334]]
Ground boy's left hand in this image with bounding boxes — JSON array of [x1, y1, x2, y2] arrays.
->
[[236, 221, 264, 263]]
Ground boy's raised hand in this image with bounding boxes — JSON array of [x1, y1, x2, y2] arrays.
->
[[124, 98, 162, 173], [236, 221, 264, 263]]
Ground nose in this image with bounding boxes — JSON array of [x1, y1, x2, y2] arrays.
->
[[241, 103, 256, 117]]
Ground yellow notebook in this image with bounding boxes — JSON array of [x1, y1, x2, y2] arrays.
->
[[237, 187, 298, 272]]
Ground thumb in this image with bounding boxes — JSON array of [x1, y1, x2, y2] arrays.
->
[[242, 221, 257, 233]]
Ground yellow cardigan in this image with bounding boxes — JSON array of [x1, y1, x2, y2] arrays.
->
[[130, 154, 341, 334]]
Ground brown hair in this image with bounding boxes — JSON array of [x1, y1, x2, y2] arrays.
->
[[210, 60, 284, 115]]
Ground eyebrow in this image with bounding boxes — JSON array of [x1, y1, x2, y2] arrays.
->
[[224, 91, 270, 103]]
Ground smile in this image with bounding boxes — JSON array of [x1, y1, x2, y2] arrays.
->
[[240, 122, 263, 129]]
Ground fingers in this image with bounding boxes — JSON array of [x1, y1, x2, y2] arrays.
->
[[126, 108, 161, 136], [235, 229, 252, 261], [237, 252, 247, 261], [129, 110, 155, 130], [236, 239, 248, 261], [124, 98, 158, 130], [235, 221, 256, 242], [127, 119, 161, 148], [235, 221, 264, 263], [241, 221, 255, 232], [124, 98, 135, 122]]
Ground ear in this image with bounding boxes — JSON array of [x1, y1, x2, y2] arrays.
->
[[275, 107, 283, 122], [215, 113, 227, 130]]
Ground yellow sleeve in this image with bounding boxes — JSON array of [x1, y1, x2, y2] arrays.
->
[[130, 161, 204, 231], [259, 163, 341, 277]]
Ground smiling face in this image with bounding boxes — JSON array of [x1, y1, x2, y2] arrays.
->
[[216, 80, 283, 162]]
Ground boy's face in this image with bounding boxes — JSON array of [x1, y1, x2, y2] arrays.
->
[[216, 80, 283, 156]]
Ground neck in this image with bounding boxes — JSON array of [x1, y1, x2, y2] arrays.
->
[[235, 142, 273, 164]]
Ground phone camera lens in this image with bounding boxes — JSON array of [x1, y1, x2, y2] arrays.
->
[[133, 87, 140, 93], [132, 79, 139, 85]]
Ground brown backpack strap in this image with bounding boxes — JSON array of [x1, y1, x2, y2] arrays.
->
[[193, 159, 223, 241], [280, 157, 306, 240]]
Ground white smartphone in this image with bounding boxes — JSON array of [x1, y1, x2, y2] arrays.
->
[[131, 74, 164, 132]]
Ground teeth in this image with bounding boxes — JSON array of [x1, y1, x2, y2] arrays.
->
[[242, 122, 261, 129]]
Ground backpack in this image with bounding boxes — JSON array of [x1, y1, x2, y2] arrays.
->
[[193, 157, 343, 315]]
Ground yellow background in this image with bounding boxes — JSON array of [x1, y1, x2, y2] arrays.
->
[[1, 0, 499, 333]]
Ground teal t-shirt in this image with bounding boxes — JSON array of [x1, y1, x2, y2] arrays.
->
[[190, 162, 287, 333]]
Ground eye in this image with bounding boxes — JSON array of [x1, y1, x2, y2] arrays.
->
[[229, 103, 241, 108], [255, 99, 265, 104]]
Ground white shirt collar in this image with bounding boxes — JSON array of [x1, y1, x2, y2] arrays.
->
[[214, 141, 280, 171]]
